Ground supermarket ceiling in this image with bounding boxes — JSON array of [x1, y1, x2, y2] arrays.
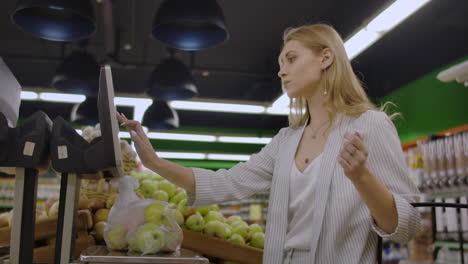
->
[[1, 0, 468, 133]]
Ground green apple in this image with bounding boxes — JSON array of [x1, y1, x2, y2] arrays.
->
[[151, 190, 169, 202], [128, 232, 140, 252], [139, 181, 159, 198], [169, 190, 187, 205], [209, 204, 220, 211], [204, 211, 225, 223], [204, 220, 223, 237], [250, 232, 264, 249], [231, 223, 248, 240], [136, 223, 165, 254], [196, 206, 211, 217], [177, 199, 192, 217], [204, 221, 231, 239], [144, 202, 167, 223], [104, 224, 128, 250], [158, 181, 176, 198], [221, 223, 232, 240], [230, 220, 248, 229], [228, 233, 245, 245], [171, 209, 184, 226], [247, 223, 263, 238], [185, 214, 205, 232], [226, 215, 243, 225]]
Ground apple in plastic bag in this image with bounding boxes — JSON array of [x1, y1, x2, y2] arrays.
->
[[144, 202, 166, 223], [105, 223, 128, 250], [136, 223, 165, 254], [128, 232, 140, 252], [161, 225, 183, 252], [185, 214, 205, 232], [228, 233, 246, 245], [170, 209, 184, 226], [250, 232, 264, 249]]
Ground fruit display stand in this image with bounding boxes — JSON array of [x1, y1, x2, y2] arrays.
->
[[0, 211, 96, 263], [182, 229, 263, 264]]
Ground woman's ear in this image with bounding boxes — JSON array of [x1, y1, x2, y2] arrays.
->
[[320, 48, 334, 70]]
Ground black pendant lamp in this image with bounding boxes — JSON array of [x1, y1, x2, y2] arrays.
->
[[146, 56, 198, 100], [142, 101, 179, 130], [51, 51, 100, 96], [12, 0, 96, 42], [152, 0, 229, 50], [70, 96, 98, 126]]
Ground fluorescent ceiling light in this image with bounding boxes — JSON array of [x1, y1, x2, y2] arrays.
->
[[20, 91, 39, 100], [157, 152, 206, 160], [114, 97, 152, 106], [271, 0, 432, 108], [367, 0, 431, 32], [119, 131, 131, 138], [218, 136, 271, 144], [344, 29, 380, 60], [207, 154, 250, 161], [39, 92, 86, 103], [148, 132, 216, 142], [266, 106, 290, 115], [170, 101, 266, 114]]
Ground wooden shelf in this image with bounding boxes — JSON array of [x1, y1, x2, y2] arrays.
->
[[181, 229, 263, 264], [402, 124, 468, 151]]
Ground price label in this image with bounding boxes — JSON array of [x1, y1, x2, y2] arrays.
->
[[58, 145, 68, 160], [23, 141, 35, 156]]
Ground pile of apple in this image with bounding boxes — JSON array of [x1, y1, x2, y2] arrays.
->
[[129, 171, 265, 249]]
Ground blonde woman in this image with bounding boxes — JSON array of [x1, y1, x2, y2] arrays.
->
[[118, 24, 421, 264]]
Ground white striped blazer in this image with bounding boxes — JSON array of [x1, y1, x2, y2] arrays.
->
[[187, 110, 421, 263]]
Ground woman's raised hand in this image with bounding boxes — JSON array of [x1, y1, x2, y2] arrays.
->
[[116, 112, 158, 168]]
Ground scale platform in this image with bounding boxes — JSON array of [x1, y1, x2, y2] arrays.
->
[[79, 246, 209, 264]]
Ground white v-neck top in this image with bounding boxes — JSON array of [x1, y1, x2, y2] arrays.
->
[[285, 153, 323, 250]]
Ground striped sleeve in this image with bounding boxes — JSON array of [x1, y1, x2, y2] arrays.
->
[[186, 128, 287, 207], [365, 111, 421, 244]]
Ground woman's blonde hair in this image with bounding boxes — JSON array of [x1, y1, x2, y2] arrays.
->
[[282, 24, 397, 129]]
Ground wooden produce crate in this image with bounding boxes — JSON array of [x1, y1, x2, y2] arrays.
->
[[33, 232, 95, 263], [0, 210, 92, 247], [181, 229, 263, 264]]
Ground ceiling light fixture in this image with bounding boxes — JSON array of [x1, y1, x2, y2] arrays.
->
[[51, 51, 100, 96], [12, 0, 96, 41], [142, 100, 180, 129], [151, 0, 229, 50], [146, 55, 198, 100]]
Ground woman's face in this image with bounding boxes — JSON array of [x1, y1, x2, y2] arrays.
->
[[278, 40, 324, 98]]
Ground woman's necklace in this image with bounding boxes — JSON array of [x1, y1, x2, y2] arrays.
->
[[308, 119, 329, 140], [303, 120, 329, 164]]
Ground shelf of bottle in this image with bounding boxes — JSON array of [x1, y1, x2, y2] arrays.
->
[[402, 124, 468, 151], [434, 241, 468, 250]]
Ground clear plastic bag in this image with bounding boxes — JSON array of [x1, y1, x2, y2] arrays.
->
[[103, 175, 183, 255]]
